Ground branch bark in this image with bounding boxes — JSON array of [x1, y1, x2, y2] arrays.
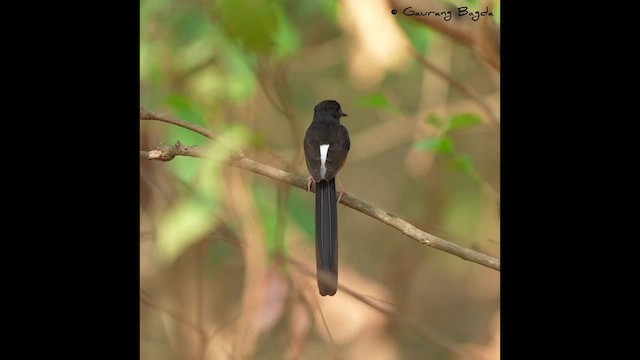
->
[[140, 108, 500, 271], [140, 107, 216, 139]]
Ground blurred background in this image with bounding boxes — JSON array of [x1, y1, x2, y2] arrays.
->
[[140, 0, 500, 359]]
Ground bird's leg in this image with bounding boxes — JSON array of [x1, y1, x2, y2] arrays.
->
[[306, 176, 314, 192], [336, 177, 347, 203]]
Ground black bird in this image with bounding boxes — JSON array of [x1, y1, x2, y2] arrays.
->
[[303, 100, 350, 296]]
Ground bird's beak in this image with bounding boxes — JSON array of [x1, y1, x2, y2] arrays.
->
[[341, 111, 348, 117]]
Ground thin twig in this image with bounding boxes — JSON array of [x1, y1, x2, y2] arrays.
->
[[140, 107, 244, 157], [142, 288, 239, 360], [409, 48, 499, 126], [140, 107, 216, 139], [215, 235, 468, 356], [256, 60, 302, 152], [255, 60, 302, 263], [178, 56, 218, 84], [309, 287, 339, 357], [139, 109, 500, 271], [140, 292, 206, 337]]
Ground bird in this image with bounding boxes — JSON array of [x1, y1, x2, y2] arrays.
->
[[303, 100, 350, 296]]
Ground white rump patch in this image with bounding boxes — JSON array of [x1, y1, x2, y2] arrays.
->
[[319, 144, 329, 179]]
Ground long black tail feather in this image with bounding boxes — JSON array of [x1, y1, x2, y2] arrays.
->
[[316, 179, 338, 296]]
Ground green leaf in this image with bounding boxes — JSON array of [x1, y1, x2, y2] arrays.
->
[[452, 153, 480, 181], [168, 156, 202, 186], [426, 114, 443, 128], [415, 136, 455, 154], [415, 138, 438, 151], [273, 6, 301, 59], [165, 95, 206, 126], [449, 114, 482, 131], [219, 40, 258, 101], [435, 137, 455, 154], [218, 0, 280, 54], [357, 93, 402, 113], [174, 10, 214, 44]]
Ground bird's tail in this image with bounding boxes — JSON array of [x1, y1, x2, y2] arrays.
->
[[316, 178, 338, 296]]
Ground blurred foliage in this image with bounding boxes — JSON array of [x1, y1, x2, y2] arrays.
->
[[156, 125, 249, 264], [286, 189, 315, 241], [253, 183, 317, 256], [416, 113, 484, 181], [141, 0, 500, 358], [217, 0, 280, 54], [396, 14, 434, 54], [357, 92, 403, 114]]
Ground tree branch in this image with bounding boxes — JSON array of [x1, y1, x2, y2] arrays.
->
[[140, 141, 203, 161], [140, 109, 500, 271], [140, 107, 216, 139], [140, 107, 244, 157], [409, 48, 499, 127]]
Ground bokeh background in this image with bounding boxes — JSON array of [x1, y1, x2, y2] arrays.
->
[[140, 0, 500, 359]]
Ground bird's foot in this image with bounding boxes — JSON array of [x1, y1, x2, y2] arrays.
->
[[336, 177, 347, 203], [306, 176, 314, 192], [337, 189, 347, 203]]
